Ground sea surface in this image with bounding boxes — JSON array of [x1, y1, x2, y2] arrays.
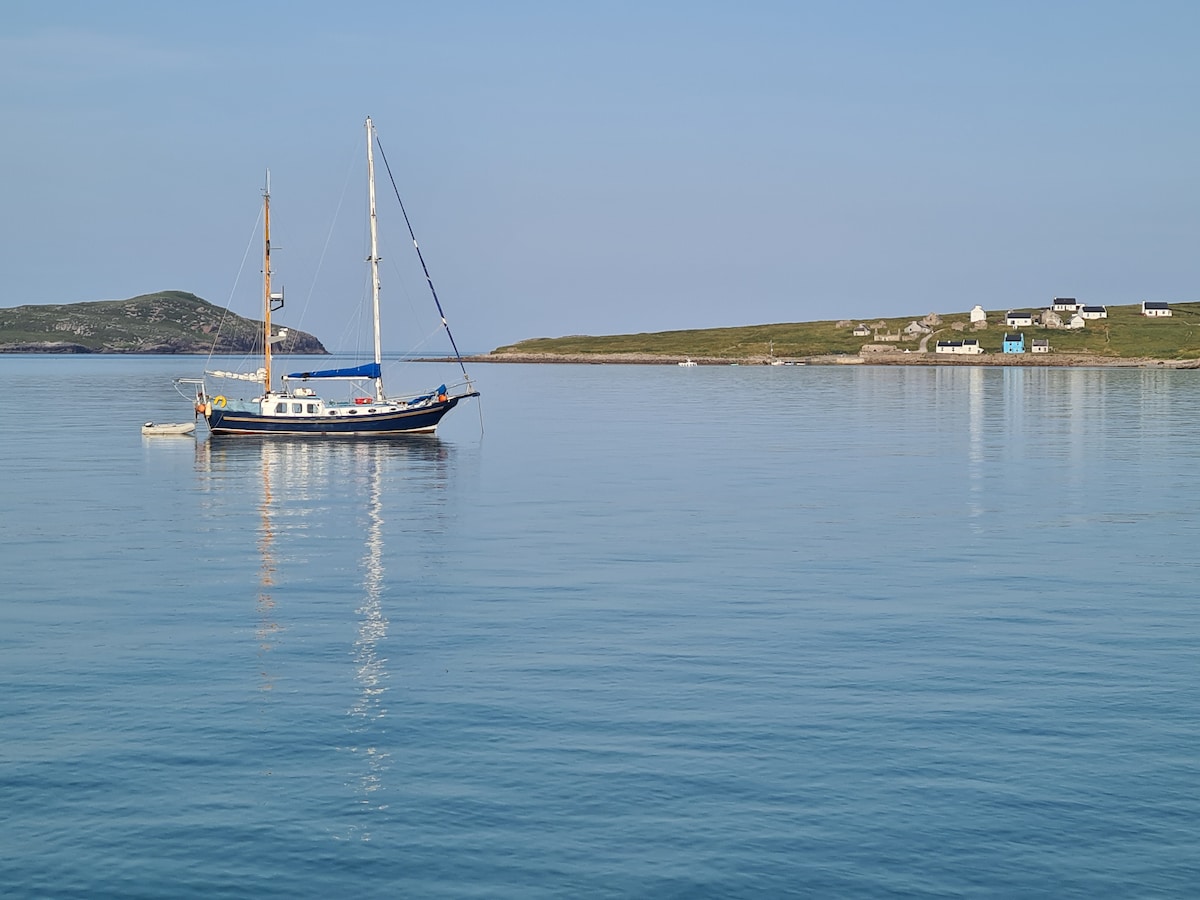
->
[[2, 355, 1198, 898]]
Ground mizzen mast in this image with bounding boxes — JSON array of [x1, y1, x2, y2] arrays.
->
[[261, 170, 286, 395]]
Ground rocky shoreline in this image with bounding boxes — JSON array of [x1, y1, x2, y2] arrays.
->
[[463, 351, 1200, 369], [0, 341, 228, 354]]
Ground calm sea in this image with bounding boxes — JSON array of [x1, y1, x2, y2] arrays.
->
[[2, 356, 1198, 898]]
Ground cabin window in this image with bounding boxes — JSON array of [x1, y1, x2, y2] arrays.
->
[[274, 402, 287, 414], [291, 403, 303, 414], [307, 404, 318, 414]]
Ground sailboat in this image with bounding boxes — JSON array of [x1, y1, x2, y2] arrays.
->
[[180, 117, 478, 436]]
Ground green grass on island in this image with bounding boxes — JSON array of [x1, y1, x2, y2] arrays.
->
[[492, 302, 1200, 361], [0, 291, 327, 354]]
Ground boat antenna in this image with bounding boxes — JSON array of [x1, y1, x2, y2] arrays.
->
[[373, 130, 473, 386]]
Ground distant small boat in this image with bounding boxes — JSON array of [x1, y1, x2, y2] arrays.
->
[[142, 422, 196, 436], [678, 358, 698, 367]]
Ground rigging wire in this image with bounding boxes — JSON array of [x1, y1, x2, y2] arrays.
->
[[290, 131, 363, 354], [206, 203, 265, 372], [372, 130, 473, 388]]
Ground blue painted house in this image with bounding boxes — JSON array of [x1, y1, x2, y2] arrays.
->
[[1003, 332, 1025, 353]]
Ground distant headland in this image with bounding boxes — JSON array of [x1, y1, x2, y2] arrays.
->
[[475, 300, 1200, 368], [0, 291, 327, 354]]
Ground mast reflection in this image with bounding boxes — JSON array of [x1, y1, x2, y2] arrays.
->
[[256, 445, 280, 691], [350, 442, 389, 810]]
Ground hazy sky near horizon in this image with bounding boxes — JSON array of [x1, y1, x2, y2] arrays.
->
[[2, 1, 1198, 352]]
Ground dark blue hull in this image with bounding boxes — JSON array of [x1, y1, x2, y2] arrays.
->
[[206, 394, 475, 436]]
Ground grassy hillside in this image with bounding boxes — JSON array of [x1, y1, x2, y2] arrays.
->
[[493, 302, 1200, 361], [0, 291, 327, 354]]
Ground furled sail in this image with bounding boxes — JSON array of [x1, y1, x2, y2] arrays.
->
[[206, 368, 267, 382], [286, 363, 382, 380]]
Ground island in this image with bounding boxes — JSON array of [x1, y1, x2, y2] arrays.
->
[[476, 301, 1200, 368], [0, 291, 327, 354]]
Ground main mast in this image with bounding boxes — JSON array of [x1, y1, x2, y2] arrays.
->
[[366, 117, 385, 400], [262, 171, 274, 394]]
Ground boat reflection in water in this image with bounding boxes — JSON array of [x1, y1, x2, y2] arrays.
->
[[192, 435, 453, 832]]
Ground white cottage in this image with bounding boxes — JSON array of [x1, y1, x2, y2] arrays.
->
[[1080, 305, 1108, 320], [969, 305, 987, 324], [935, 339, 984, 355], [1052, 298, 1079, 312], [1142, 301, 1172, 317], [1005, 310, 1035, 328], [1068, 313, 1086, 330], [1032, 338, 1050, 353]]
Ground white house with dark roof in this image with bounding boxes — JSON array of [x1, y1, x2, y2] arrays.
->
[[935, 339, 984, 355], [1005, 310, 1035, 328], [1032, 338, 1050, 353], [1080, 305, 1108, 320], [1142, 301, 1172, 317], [1052, 298, 1079, 312], [852, 323, 871, 336]]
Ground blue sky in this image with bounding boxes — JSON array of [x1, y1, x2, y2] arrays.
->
[[2, 1, 1198, 352]]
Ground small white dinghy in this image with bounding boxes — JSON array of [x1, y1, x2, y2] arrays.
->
[[142, 421, 196, 436]]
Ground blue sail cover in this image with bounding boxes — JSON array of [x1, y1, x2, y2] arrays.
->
[[287, 363, 381, 379]]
